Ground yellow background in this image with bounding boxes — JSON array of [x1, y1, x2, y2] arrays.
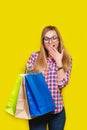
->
[[0, 0, 87, 130]]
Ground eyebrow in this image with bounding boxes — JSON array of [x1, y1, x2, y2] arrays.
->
[[44, 35, 58, 38]]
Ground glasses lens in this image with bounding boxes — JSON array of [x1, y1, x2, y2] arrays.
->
[[44, 37, 49, 43], [52, 37, 58, 42], [44, 36, 58, 43]]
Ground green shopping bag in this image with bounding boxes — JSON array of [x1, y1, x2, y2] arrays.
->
[[5, 75, 23, 115]]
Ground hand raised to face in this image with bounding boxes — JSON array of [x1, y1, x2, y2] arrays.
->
[[48, 45, 64, 66]]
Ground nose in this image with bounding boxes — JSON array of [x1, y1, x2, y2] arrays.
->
[[49, 39, 52, 44]]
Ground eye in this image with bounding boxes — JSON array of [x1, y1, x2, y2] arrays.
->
[[44, 37, 49, 41], [53, 36, 57, 39], [52, 36, 58, 41]]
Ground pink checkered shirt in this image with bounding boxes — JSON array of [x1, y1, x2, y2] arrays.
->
[[26, 52, 72, 114]]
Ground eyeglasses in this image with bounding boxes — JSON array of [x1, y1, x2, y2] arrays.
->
[[43, 36, 59, 43]]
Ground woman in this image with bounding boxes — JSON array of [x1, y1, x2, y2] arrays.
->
[[26, 25, 72, 130]]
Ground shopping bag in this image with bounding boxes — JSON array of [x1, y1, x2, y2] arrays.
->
[[5, 75, 23, 115], [15, 77, 32, 119], [25, 72, 55, 116]]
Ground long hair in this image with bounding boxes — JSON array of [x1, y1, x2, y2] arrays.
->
[[33, 25, 71, 73]]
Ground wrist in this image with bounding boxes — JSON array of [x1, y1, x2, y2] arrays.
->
[[56, 66, 63, 71], [56, 63, 63, 67]]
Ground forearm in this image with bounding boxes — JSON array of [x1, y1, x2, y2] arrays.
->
[[56, 61, 65, 79], [57, 67, 72, 89], [56, 61, 69, 89], [57, 69, 66, 79]]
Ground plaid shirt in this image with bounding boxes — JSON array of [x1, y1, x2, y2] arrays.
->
[[26, 52, 72, 114]]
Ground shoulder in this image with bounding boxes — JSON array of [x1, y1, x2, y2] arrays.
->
[[27, 51, 39, 65], [31, 51, 39, 57], [29, 51, 40, 62], [30, 51, 39, 59]]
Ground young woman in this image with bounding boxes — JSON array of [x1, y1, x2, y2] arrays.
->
[[26, 25, 72, 130]]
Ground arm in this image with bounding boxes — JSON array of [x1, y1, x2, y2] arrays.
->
[[45, 45, 72, 89], [25, 52, 38, 73], [57, 57, 72, 89], [25, 53, 35, 73]]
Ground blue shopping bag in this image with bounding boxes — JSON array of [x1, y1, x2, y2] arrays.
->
[[24, 73, 55, 116]]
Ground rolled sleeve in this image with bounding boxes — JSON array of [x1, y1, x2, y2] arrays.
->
[[58, 57, 72, 89], [26, 52, 39, 72], [26, 53, 35, 71]]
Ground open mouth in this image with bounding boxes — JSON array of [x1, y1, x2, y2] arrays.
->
[[48, 45, 56, 49], [53, 45, 55, 47]]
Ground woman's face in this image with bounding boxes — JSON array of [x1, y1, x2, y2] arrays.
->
[[43, 30, 59, 52]]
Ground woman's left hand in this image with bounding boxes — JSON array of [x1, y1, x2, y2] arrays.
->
[[48, 45, 64, 67]]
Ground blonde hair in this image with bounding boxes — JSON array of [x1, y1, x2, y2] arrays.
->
[[33, 25, 71, 73]]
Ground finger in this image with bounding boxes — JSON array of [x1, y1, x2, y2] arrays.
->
[[49, 46, 61, 54], [61, 49, 64, 55], [49, 46, 57, 52], [49, 51, 55, 57], [49, 48, 56, 56], [48, 46, 55, 53], [49, 53, 54, 58]]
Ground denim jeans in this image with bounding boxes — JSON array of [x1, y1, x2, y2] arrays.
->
[[28, 107, 66, 130]]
